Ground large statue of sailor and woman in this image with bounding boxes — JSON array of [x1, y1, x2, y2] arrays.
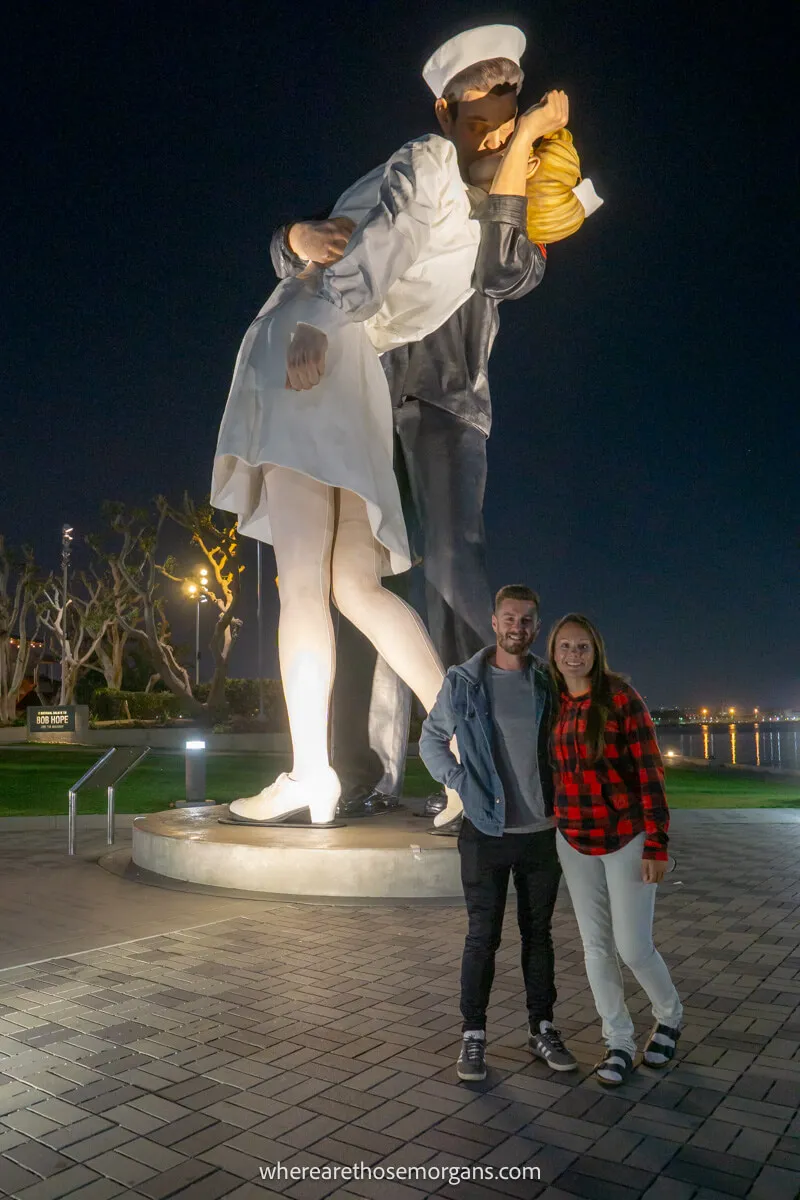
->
[[210, 24, 602, 828]]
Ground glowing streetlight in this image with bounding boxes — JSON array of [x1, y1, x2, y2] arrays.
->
[[184, 569, 209, 685]]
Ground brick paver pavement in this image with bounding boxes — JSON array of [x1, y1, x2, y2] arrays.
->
[[0, 810, 798, 1199]]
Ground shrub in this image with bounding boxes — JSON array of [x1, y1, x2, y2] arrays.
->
[[91, 679, 288, 729], [91, 689, 183, 722], [216, 678, 288, 728]]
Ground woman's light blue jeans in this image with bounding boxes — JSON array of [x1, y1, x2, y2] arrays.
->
[[557, 830, 683, 1055]]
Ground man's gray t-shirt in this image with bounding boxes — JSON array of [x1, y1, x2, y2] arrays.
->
[[488, 665, 553, 834]]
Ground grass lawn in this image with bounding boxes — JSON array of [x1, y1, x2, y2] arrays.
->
[[0, 746, 798, 818], [663, 769, 800, 808], [0, 748, 440, 817]]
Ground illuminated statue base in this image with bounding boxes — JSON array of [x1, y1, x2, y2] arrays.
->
[[131, 806, 461, 901]]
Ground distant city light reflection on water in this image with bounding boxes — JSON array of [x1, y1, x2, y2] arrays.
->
[[657, 723, 799, 770]]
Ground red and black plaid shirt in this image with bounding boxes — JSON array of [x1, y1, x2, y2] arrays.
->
[[552, 681, 669, 861]]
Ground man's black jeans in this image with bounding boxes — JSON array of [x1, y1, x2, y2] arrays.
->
[[459, 818, 562, 1033]]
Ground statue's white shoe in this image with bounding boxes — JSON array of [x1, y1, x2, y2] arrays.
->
[[229, 768, 341, 825], [433, 787, 464, 828]]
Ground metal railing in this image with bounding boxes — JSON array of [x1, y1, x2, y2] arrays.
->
[[67, 746, 150, 855]]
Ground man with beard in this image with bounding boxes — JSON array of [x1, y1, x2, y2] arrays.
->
[[420, 584, 577, 1081]]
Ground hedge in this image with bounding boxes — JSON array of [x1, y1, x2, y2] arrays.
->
[[91, 679, 287, 727], [92, 690, 183, 721]]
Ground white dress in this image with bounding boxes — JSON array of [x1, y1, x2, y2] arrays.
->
[[211, 134, 480, 574]]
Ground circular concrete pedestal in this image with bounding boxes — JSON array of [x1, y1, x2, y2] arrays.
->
[[132, 806, 461, 902]]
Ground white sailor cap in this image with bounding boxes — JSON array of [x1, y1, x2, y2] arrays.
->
[[422, 24, 526, 99]]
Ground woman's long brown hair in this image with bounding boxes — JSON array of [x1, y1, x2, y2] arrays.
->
[[547, 613, 621, 763]]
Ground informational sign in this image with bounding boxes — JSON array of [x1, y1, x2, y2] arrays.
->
[[27, 706, 77, 733]]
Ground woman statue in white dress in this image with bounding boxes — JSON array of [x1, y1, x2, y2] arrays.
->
[[212, 130, 482, 824], [212, 85, 570, 826]]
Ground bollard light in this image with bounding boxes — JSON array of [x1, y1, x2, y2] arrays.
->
[[179, 739, 209, 807]]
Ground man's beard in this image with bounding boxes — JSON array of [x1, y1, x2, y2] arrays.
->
[[497, 631, 534, 656]]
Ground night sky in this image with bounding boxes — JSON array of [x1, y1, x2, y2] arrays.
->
[[5, 1, 798, 709]]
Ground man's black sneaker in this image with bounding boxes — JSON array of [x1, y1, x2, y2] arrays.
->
[[529, 1022, 578, 1072], [457, 1031, 487, 1081]]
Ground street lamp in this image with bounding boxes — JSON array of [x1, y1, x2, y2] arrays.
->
[[185, 569, 209, 686], [60, 524, 74, 700], [61, 523, 73, 589]]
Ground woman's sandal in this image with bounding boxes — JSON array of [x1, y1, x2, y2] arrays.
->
[[643, 1023, 681, 1068], [594, 1048, 635, 1087]]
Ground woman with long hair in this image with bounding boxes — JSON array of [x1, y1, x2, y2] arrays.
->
[[547, 613, 682, 1086]]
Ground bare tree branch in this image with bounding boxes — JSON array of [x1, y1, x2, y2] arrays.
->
[[37, 573, 114, 704], [0, 539, 42, 722]]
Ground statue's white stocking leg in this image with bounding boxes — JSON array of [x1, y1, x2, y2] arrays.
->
[[330, 490, 463, 819], [229, 468, 340, 824]]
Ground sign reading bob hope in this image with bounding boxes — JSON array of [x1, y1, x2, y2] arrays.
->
[[27, 706, 77, 733]]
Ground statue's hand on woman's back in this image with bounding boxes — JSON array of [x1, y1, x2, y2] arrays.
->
[[286, 323, 328, 391]]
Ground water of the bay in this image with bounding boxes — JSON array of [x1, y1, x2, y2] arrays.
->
[[656, 722, 800, 770]]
